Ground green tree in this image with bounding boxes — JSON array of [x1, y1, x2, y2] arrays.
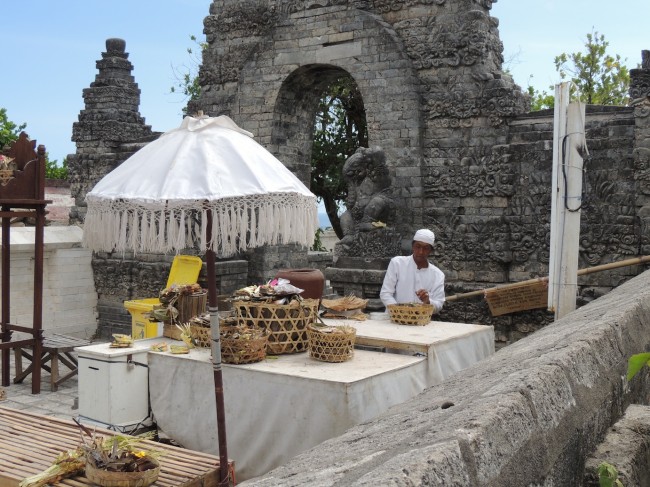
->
[[527, 30, 630, 110], [527, 83, 555, 111], [1, 107, 68, 179], [45, 157, 68, 180], [0, 108, 26, 150], [555, 30, 630, 105], [170, 35, 206, 116], [311, 77, 368, 238]]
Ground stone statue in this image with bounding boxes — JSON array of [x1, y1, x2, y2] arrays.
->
[[336, 147, 400, 258]]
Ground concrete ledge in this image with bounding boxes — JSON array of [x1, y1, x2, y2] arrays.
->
[[241, 269, 650, 486], [8, 226, 84, 251]]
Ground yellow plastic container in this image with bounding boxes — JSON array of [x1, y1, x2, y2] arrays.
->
[[124, 298, 164, 340], [124, 255, 203, 339]]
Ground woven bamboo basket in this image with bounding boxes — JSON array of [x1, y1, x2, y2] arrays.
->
[[85, 458, 160, 487], [191, 324, 211, 348], [387, 303, 434, 325], [307, 323, 356, 363], [221, 325, 268, 364], [234, 298, 319, 354], [176, 291, 207, 323]]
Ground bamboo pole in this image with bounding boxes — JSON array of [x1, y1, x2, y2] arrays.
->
[[445, 255, 650, 303]]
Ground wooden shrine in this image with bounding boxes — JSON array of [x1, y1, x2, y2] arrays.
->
[[0, 132, 51, 393]]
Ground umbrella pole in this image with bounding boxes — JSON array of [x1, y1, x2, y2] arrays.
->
[[206, 214, 230, 486]]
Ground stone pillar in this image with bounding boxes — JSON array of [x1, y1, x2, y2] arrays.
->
[[68, 38, 155, 223], [630, 50, 650, 255]]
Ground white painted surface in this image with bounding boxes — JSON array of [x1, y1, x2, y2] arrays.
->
[[0, 226, 98, 338]]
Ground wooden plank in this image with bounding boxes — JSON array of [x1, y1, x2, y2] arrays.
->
[[0, 406, 231, 487], [354, 336, 427, 354]]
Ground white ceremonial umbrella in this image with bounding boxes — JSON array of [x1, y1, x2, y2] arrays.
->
[[83, 114, 319, 486]]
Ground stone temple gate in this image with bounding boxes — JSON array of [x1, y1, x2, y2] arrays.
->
[[191, 0, 529, 309], [68, 1, 650, 345], [193, 0, 527, 236]]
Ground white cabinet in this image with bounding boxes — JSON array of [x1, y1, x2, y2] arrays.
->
[[76, 341, 153, 427]]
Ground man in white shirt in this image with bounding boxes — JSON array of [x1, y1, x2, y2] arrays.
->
[[379, 229, 445, 312]]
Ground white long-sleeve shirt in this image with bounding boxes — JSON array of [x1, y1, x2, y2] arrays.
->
[[380, 255, 445, 311]]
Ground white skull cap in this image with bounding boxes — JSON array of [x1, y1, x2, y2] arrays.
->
[[413, 229, 435, 246]]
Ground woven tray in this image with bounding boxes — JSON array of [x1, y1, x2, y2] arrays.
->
[[387, 303, 434, 325], [234, 298, 318, 354], [307, 323, 356, 363], [221, 325, 268, 364]]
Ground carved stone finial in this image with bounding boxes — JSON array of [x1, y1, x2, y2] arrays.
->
[[105, 38, 126, 56], [642, 50, 650, 70]]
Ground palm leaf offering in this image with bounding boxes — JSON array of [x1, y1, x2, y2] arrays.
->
[[321, 294, 368, 320], [19, 431, 162, 486]]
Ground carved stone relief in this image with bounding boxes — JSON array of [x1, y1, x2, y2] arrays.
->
[[423, 149, 515, 199]]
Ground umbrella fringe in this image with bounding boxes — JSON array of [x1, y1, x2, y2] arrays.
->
[[83, 194, 318, 256]]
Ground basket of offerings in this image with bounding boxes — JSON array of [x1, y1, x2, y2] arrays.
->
[[387, 303, 434, 326], [221, 322, 268, 364], [307, 322, 356, 363], [159, 283, 207, 324], [231, 280, 319, 355]]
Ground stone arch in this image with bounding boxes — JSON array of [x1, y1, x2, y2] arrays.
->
[[199, 6, 424, 235], [267, 64, 360, 186]]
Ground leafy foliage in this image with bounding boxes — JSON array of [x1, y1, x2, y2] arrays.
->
[[597, 461, 624, 487], [170, 35, 207, 116], [527, 83, 555, 111], [626, 352, 650, 381], [311, 76, 368, 238], [527, 30, 630, 110], [1, 107, 68, 179], [311, 227, 327, 252], [46, 157, 68, 180], [554, 30, 630, 105], [0, 108, 26, 150]]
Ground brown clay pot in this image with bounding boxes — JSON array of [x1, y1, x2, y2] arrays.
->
[[275, 268, 325, 300]]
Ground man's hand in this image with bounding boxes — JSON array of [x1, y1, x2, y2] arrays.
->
[[416, 289, 430, 304]]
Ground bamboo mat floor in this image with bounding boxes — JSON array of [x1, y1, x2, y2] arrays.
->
[[0, 349, 234, 486]]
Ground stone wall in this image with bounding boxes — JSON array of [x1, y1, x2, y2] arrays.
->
[[92, 252, 249, 338], [241, 268, 650, 486], [1, 227, 98, 339]]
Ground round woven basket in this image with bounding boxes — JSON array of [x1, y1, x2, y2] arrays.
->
[[307, 323, 356, 363], [387, 303, 434, 326], [221, 325, 268, 364], [85, 458, 160, 487]]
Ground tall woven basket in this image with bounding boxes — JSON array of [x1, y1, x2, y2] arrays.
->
[[176, 291, 207, 323], [387, 303, 434, 325], [307, 323, 356, 363], [234, 298, 319, 354]]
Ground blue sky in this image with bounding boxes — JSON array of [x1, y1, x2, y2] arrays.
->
[[2, 0, 648, 165]]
